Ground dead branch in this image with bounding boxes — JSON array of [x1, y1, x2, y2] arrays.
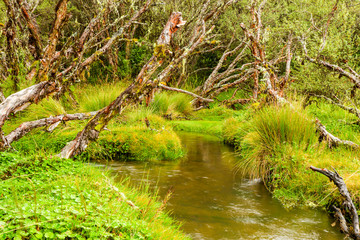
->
[[334, 206, 349, 234], [5, 111, 98, 145], [159, 84, 213, 103], [315, 118, 359, 149], [59, 12, 186, 159], [301, 39, 360, 88], [310, 166, 360, 239], [312, 95, 360, 119]]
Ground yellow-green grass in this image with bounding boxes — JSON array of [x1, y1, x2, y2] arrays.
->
[[225, 103, 360, 209], [9, 114, 185, 162]]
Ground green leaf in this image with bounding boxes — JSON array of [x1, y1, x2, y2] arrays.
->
[[35, 232, 43, 239], [45, 231, 55, 238]]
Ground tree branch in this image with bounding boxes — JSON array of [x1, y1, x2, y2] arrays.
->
[[159, 84, 214, 103], [310, 166, 360, 239]]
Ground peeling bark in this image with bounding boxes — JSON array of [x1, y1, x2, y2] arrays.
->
[[16, 0, 43, 59], [0, 81, 59, 148]]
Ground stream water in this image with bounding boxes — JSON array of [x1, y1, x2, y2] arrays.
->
[[99, 132, 345, 239]]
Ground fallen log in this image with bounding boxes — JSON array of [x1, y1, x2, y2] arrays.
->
[[315, 118, 360, 149], [5, 111, 98, 145], [310, 166, 360, 239]]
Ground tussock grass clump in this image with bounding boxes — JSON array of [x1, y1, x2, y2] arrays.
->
[[238, 104, 317, 180], [230, 103, 360, 208], [24, 98, 66, 120], [86, 124, 184, 161], [124, 105, 156, 123], [77, 83, 126, 112], [151, 92, 193, 117], [222, 117, 249, 146]]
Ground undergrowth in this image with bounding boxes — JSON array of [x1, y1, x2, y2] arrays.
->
[[0, 152, 190, 240]]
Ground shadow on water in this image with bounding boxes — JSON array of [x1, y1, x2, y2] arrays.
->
[[98, 132, 345, 240]]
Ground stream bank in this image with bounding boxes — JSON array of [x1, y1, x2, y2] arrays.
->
[[101, 132, 344, 239]]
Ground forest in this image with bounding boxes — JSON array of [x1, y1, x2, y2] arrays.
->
[[1, 0, 360, 239]]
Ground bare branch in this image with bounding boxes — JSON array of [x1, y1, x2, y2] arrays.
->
[[300, 39, 360, 88], [159, 84, 214, 103], [312, 95, 360, 119], [310, 166, 360, 239]]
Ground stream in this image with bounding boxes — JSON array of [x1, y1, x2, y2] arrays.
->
[[99, 132, 344, 239]]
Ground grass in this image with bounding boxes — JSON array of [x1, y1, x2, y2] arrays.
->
[[219, 102, 360, 209], [150, 92, 193, 117], [0, 152, 190, 240], [10, 115, 185, 162], [77, 83, 127, 112]]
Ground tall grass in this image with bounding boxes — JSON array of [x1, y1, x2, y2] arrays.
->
[[151, 92, 193, 116], [238, 104, 318, 179], [77, 83, 126, 112], [16, 98, 66, 123]]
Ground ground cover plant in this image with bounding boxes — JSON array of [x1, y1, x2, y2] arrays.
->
[[0, 152, 190, 240]]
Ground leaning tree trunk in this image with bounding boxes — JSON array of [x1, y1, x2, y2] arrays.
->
[[0, 0, 152, 150], [59, 12, 186, 158]]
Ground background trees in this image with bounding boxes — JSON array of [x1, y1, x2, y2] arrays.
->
[[1, 0, 360, 154]]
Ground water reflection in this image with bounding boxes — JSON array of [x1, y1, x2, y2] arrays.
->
[[98, 132, 345, 240]]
